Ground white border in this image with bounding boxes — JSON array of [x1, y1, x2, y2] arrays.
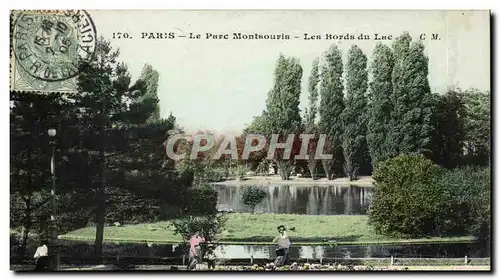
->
[[2, 1, 497, 280]]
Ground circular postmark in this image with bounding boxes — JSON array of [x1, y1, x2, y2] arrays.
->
[[12, 10, 96, 83]]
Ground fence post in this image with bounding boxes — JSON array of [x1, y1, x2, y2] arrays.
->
[[250, 254, 253, 264], [320, 257, 323, 265], [182, 254, 185, 266], [464, 255, 468, 265], [390, 255, 394, 266]]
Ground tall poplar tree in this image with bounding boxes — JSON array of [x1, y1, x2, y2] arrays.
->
[[367, 43, 394, 167], [388, 32, 433, 157], [305, 58, 320, 179], [318, 45, 344, 180], [265, 54, 303, 180], [342, 45, 368, 180]]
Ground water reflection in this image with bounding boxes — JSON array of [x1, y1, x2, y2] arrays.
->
[[213, 243, 489, 259], [215, 185, 373, 215]]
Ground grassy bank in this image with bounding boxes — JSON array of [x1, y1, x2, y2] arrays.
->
[[60, 213, 473, 245]]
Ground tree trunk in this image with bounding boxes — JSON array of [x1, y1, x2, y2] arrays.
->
[[94, 151, 106, 256], [277, 160, 292, 181], [322, 159, 334, 180], [307, 155, 317, 180], [95, 102, 107, 257]]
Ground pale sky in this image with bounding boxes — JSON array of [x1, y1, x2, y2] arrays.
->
[[89, 10, 490, 135]]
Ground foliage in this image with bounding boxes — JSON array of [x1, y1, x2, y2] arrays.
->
[[171, 213, 227, 243], [256, 160, 270, 175], [342, 45, 369, 181], [435, 166, 491, 240], [203, 167, 226, 182], [242, 186, 267, 213], [459, 89, 490, 166], [139, 64, 161, 123], [369, 154, 443, 237], [429, 91, 466, 168], [304, 58, 320, 180], [366, 43, 394, 168], [185, 184, 219, 216], [264, 55, 303, 180], [369, 154, 491, 239], [236, 165, 249, 180], [318, 45, 345, 179], [10, 92, 66, 251], [388, 34, 434, 158]]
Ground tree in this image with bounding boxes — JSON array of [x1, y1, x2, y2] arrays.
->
[[459, 89, 490, 166], [10, 92, 66, 253], [342, 45, 369, 180], [242, 186, 267, 213], [367, 43, 394, 168], [319, 45, 345, 179], [388, 33, 434, 158], [139, 64, 161, 123], [435, 166, 490, 240], [429, 90, 466, 168], [264, 55, 303, 180], [368, 154, 443, 237], [171, 213, 228, 256], [305, 58, 320, 179], [75, 37, 163, 255]]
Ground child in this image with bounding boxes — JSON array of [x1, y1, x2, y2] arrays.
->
[[205, 244, 217, 270], [187, 232, 205, 270]]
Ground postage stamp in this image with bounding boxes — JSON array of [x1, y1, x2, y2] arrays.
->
[[10, 10, 96, 93]]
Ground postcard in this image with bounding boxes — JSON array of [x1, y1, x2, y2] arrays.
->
[[10, 10, 491, 272]]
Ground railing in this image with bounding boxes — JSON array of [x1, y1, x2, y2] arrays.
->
[[10, 255, 491, 268]]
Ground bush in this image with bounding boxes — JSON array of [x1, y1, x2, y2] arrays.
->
[[204, 167, 226, 182], [369, 154, 491, 239], [435, 166, 490, 239], [236, 165, 249, 180], [368, 154, 443, 237], [242, 186, 267, 213], [171, 213, 227, 243]]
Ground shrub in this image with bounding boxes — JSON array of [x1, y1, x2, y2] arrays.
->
[[171, 213, 227, 243], [368, 154, 443, 237], [204, 167, 226, 182], [242, 186, 267, 213], [369, 154, 491, 239], [435, 166, 490, 239], [236, 165, 249, 180]]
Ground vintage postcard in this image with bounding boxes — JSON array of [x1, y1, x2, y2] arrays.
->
[[10, 10, 491, 272]]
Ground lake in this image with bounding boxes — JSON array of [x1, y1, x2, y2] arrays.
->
[[12, 240, 488, 261], [214, 184, 373, 215]]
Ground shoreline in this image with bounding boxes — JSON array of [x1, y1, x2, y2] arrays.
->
[[212, 175, 375, 187], [57, 235, 475, 246]]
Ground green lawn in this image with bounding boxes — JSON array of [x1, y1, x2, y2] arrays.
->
[[60, 213, 473, 245]]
